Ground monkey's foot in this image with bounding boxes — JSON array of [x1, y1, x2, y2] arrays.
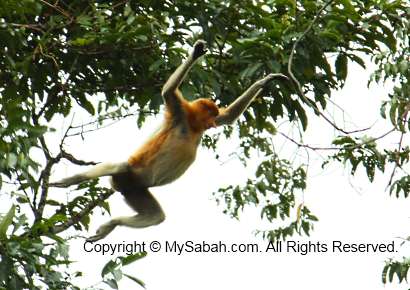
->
[[86, 221, 116, 242]]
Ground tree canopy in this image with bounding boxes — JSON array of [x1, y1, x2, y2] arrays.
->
[[0, 0, 409, 289]]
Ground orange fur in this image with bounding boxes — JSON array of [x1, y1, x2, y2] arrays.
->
[[128, 127, 171, 167], [127, 94, 219, 188], [187, 99, 219, 132]]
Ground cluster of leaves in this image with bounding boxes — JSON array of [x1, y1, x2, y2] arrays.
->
[[382, 257, 410, 284], [215, 153, 318, 241], [328, 136, 386, 182], [0, 205, 77, 290], [100, 252, 146, 290], [0, 0, 410, 288], [0, 181, 117, 290], [0, 203, 145, 290]]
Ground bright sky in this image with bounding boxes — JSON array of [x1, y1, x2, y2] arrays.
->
[[48, 61, 410, 290]]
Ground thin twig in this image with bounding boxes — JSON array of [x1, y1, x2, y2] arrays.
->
[[278, 131, 336, 151], [61, 151, 98, 166], [66, 110, 155, 138], [38, 0, 73, 20], [71, 44, 154, 55], [69, 110, 144, 129], [7, 23, 45, 33], [386, 131, 405, 190], [112, 0, 130, 9], [287, 0, 367, 134], [279, 128, 395, 152]]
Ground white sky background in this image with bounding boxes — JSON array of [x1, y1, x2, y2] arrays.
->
[[45, 60, 410, 290]]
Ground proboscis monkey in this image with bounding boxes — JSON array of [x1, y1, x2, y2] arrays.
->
[[51, 40, 287, 241]]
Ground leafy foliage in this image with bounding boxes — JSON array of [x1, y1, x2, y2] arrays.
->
[[215, 153, 317, 241], [382, 258, 410, 284], [328, 136, 386, 182], [0, 0, 409, 288], [101, 252, 147, 289]]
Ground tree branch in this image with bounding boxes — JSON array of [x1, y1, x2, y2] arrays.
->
[[60, 151, 98, 166], [35, 144, 60, 222], [51, 189, 115, 234], [34, 114, 98, 222]]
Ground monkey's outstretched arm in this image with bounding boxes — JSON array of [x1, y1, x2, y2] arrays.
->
[[161, 40, 207, 116], [49, 161, 128, 188], [215, 73, 288, 126]]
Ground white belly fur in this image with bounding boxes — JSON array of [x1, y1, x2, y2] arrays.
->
[[140, 130, 199, 187]]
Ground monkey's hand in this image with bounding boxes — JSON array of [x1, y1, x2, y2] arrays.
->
[[192, 39, 207, 59], [86, 221, 117, 242], [256, 73, 289, 87]]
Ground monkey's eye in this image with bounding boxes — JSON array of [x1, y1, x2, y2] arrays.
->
[[205, 107, 218, 117]]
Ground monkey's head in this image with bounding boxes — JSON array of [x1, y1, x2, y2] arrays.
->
[[190, 98, 219, 131]]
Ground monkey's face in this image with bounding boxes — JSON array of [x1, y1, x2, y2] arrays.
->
[[192, 99, 219, 130]]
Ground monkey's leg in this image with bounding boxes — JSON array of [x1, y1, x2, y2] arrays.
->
[[86, 188, 165, 242], [50, 161, 129, 188]]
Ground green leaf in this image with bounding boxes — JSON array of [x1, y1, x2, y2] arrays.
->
[[0, 205, 16, 239], [239, 63, 262, 80], [292, 100, 308, 130], [398, 60, 408, 74], [148, 59, 164, 72], [101, 201, 111, 215], [347, 54, 366, 69], [104, 279, 119, 289], [70, 38, 94, 46], [301, 221, 310, 235], [124, 273, 146, 288], [332, 136, 355, 145], [335, 53, 348, 82], [382, 264, 389, 284], [380, 101, 387, 119], [319, 30, 342, 43], [237, 37, 259, 44], [388, 263, 397, 282], [120, 252, 147, 266], [112, 268, 123, 281], [76, 93, 95, 115], [46, 199, 61, 206], [389, 99, 398, 127], [101, 260, 118, 277], [7, 153, 17, 168]]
